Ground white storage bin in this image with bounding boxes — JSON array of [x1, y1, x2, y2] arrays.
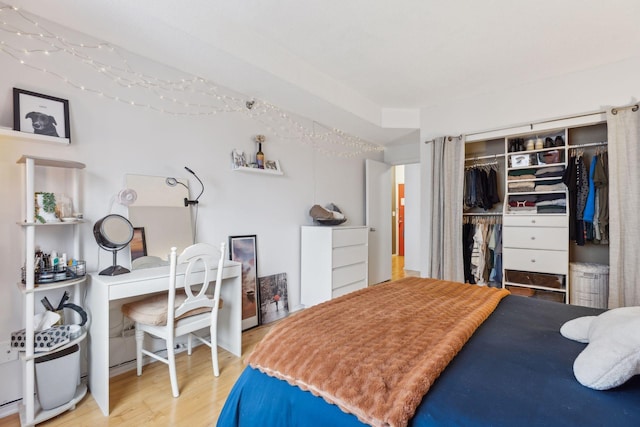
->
[[35, 344, 80, 410], [569, 263, 609, 308]]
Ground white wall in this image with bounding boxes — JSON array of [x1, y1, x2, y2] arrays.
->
[[420, 57, 640, 140], [0, 20, 382, 408]]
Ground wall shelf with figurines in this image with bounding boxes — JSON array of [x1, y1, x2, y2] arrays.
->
[[232, 164, 284, 175], [231, 134, 283, 176]]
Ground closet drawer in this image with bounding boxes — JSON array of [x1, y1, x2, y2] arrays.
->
[[332, 280, 366, 299], [503, 227, 567, 250], [503, 215, 567, 228], [503, 248, 568, 275], [332, 228, 368, 248], [333, 245, 368, 269], [332, 262, 367, 289]]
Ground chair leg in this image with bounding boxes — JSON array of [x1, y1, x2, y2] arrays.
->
[[187, 333, 193, 356], [167, 341, 180, 398], [210, 323, 219, 377], [135, 327, 144, 376]]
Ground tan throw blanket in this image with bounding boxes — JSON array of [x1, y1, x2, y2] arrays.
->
[[247, 277, 509, 427]]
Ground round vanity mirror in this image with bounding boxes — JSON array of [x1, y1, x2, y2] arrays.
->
[[94, 214, 134, 275]]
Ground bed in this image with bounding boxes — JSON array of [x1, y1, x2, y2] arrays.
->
[[217, 277, 640, 427]]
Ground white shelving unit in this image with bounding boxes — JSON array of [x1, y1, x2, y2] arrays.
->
[[502, 129, 570, 303], [16, 150, 87, 426]]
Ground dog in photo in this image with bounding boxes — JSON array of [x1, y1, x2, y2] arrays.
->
[[25, 111, 59, 137]]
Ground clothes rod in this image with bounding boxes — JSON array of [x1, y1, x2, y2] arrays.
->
[[465, 153, 505, 161], [465, 161, 498, 169], [424, 103, 636, 144], [463, 212, 503, 216], [569, 141, 608, 149], [424, 135, 463, 144], [611, 104, 639, 115]]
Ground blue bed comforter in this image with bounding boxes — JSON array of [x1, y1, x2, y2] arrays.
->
[[218, 295, 640, 426]]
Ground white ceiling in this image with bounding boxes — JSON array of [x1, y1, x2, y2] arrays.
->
[[8, 0, 640, 144]]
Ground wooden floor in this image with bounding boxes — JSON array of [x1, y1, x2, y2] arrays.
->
[[0, 256, 409, 427]]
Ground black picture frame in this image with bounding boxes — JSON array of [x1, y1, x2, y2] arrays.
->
[[228, 235, 260, 330], [13, 88, 71, 140], [130, 227, 148, 261]]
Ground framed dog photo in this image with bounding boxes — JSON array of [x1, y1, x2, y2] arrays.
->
[[13, 88, 71, 141]]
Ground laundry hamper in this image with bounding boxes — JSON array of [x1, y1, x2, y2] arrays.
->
[[569, 262, 609, 309], [35, 344, 80, 410]]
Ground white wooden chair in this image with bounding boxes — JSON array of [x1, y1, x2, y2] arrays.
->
[[121, 242, 225, 397]]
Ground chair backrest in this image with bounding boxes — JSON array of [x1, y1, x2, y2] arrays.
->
[[167, 242, 226, 328]]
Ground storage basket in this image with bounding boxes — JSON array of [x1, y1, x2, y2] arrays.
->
[[21, 261, 86, 285], [569, 262, 609, 308]]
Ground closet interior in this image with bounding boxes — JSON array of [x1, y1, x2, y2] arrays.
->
[[463, 122, 609, 307]]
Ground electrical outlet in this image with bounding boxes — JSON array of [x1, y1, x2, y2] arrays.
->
[[0, 341, 19, 364]]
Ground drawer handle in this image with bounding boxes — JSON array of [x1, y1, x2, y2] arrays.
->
[[531, 219, 536, 224], [531, 259, 536, 263], [530, 236, 536, 240]]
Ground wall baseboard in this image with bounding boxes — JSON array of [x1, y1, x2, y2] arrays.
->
[[0, 401, 19, 418]]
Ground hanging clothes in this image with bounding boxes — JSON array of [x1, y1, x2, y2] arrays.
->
[[462, 223, 475, 284], [563, 147, 609, 246], [463, 164, 500, 211], [563, 152, 578, 241], [462, 215, 502, 286], [488, 224, 503, 286], [593, 150, 609, 244], [583, 155, 597, 223]]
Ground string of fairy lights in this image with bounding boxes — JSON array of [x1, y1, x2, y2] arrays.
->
[[0, 4, 383, 157]]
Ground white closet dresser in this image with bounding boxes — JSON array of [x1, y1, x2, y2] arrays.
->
[[502, 130, 570, 302], [300, 225, 368, 307]]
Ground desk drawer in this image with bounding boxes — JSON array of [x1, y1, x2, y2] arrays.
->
[[503, 215, 567, 228], [333, 245, 367, 268], [332, 228, 367, 248], [332, 262, 367, 289], [503, 227, 567, 250], [503, 248, 568, 275]]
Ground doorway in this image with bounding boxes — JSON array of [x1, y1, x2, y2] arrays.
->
[[392, 166, 405, 276], [391, 164, 419, 278]]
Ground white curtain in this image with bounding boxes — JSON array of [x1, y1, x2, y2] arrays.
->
[[428, 135, 465, 282], [607, 106, 640, 307]]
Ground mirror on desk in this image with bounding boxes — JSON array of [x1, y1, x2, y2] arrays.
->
[[125, 174, 193, 262]]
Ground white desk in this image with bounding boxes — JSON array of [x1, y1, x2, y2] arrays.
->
[[86, 260, 242, 416]]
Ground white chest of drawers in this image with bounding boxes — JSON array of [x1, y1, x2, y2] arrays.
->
[[502, 214, 569, 301], [301, 225, 368, 307]]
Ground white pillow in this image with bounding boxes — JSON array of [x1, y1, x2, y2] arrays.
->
[[560, 315, 596, 343], [560, 307, 640, 390]]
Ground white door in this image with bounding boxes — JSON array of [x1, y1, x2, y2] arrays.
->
[[365, 159, 392, 285]]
